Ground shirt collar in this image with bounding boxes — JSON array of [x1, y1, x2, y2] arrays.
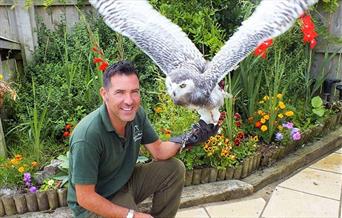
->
[[100, 104, 133, 135]]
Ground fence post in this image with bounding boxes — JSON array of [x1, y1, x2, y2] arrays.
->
[[14, 1, 38, 64]]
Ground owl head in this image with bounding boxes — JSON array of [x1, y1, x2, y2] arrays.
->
[[165, 71, 197, 106]]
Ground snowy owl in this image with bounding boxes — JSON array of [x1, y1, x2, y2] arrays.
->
[[89, 0, 318, 124]]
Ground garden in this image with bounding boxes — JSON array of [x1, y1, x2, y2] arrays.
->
[[0, 0, 342, 216]]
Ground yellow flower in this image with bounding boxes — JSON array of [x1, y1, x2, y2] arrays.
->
[[18, 166, 25, 173], [229, 155, 236, 160], [263, 114, 270, 120], [252, 135, 259, 142], [277, 125, 283, 130], [10, 159, 19, 165], [285, 111, 294, 117], [261, 125, 268, 132], [278, 113, 284, 119], [154, 107, 162, 113], [263, 96, 270, 101], [0, 74, 3, 80], [260, 118, 266, 124], [257, 110, 264, 115], [259, 100, 265, 104], [277, 93, 283, 99], [278, 101, 286, 109]]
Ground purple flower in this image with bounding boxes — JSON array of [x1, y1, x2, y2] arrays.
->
[[23, 173, 31, 182], [291, 128, 300, 135], [275, 132, 283, 141], [282, 122, 294, 129], [29, 186, 37, 193], [292, 131, 301, 141]]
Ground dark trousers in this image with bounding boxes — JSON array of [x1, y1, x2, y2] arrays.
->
[[87, 158, 185, 218]]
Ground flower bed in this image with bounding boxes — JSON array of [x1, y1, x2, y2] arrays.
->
[[0, 112, 340, 217]]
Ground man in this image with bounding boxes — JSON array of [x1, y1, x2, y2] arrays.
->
[[68, 61, 221, 218]]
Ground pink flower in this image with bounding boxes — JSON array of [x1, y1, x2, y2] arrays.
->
[[292, 131, 301, 141]]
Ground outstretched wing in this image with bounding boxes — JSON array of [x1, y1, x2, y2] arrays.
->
[[204, 0, 318, 90], [89, 0, 206, 74]]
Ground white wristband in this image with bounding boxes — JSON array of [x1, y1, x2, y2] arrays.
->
[[126, 209, 134, 218]]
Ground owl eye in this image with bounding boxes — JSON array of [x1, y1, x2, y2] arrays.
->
[[179, 83, 186, 88]]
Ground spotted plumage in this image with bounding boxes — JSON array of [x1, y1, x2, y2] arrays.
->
[[89, 0, 318, 124]]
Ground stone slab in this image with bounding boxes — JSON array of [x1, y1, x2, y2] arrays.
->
[[278, 168, 342, 200], [262, 187, 340, 218], [310, 153, 342, 174], [205, 198, 266, 218], [176, 207, 209, 218]]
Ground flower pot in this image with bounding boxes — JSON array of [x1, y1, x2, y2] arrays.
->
[[0, 198, 5, 216], [57, 188, 68, 207], [36, 191, 49, 211], [217, 168, 226, 181], [233, 165, 242, 179], [13, 194, 27, 214], [25, 192, 38, 212], [184, 170, 193, 187], [192, 169, 202, 185], [200, 168, 210, 184], [225, 167, 234, 180], [209, 168, 218, 183], [278, 146, 286, 159], [323, 114, 337, 131], [260, 154, 269, 167], [311, 124, 324, 138], [241, 157, 250, 178], [1, 195, 17, 216], [46, 190, 59, 209]]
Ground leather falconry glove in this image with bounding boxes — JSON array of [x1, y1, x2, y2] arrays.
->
[[170, 112, 226, 151]]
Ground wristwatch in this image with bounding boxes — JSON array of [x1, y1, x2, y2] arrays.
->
[[126, 209, 134, 218]]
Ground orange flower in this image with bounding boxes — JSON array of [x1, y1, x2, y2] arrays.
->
[[31, 161, 38, 167], [255, 121, 262, 128], [18, 166, 25, 173], [15, 154, 23, 161], [65, 124, 71, 130], [154, 107, 162, 113], [261, 125, 268, 132], [63, 131, 70, 137]]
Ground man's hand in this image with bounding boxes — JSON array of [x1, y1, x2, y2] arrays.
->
[[170, 112, 226, 148]]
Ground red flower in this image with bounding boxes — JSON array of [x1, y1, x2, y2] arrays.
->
[[65, 124, 71, 130], [254, 39, 272, 59], [234, 113, 241, 120], [99, 62, 109, 72], [235, 121, 241, 128], [234, 138, 241, 146], [63, 131, 70, 137], [93, 57, 104, 64], [237, 131, 244, 139], [300, 14, 318, 49]]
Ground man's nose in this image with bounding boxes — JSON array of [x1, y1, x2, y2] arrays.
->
[[124, 94, 134, 104]]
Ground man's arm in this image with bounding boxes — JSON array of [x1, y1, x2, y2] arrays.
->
[[144, 139, 180, 160], [75, 184, 152, 218]]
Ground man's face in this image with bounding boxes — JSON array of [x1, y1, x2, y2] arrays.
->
[[101, 73, 141, 126]]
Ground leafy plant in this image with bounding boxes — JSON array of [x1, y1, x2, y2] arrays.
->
[[311, 96, 326, 117]]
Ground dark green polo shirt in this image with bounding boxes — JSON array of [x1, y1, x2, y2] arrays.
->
[[67, 104, 158, 217]]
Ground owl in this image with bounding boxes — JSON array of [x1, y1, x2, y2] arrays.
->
[[89, 0, 318, 124]]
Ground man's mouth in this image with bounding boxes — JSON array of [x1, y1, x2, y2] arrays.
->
[[121, 107, 133, 111]]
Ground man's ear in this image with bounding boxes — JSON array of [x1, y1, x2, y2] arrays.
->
[[100, 87, 107, 102]]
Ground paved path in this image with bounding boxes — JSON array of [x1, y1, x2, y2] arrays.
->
[[176, 147, 342, 218]]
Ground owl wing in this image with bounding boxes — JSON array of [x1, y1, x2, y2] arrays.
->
[[203, 0, 318, 90], [89, 0, 207, 75]]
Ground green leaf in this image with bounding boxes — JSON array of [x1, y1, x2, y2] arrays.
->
[[312, 108, 325, 117], [311, 96, 323, 108]]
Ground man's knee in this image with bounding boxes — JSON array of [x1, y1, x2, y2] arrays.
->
[[155, 158, 185, 179]]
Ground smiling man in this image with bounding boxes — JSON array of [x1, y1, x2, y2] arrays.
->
[[67, 61, 221, 218]]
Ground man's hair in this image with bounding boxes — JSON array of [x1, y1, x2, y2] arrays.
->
[[103, 61, 138, 88]]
